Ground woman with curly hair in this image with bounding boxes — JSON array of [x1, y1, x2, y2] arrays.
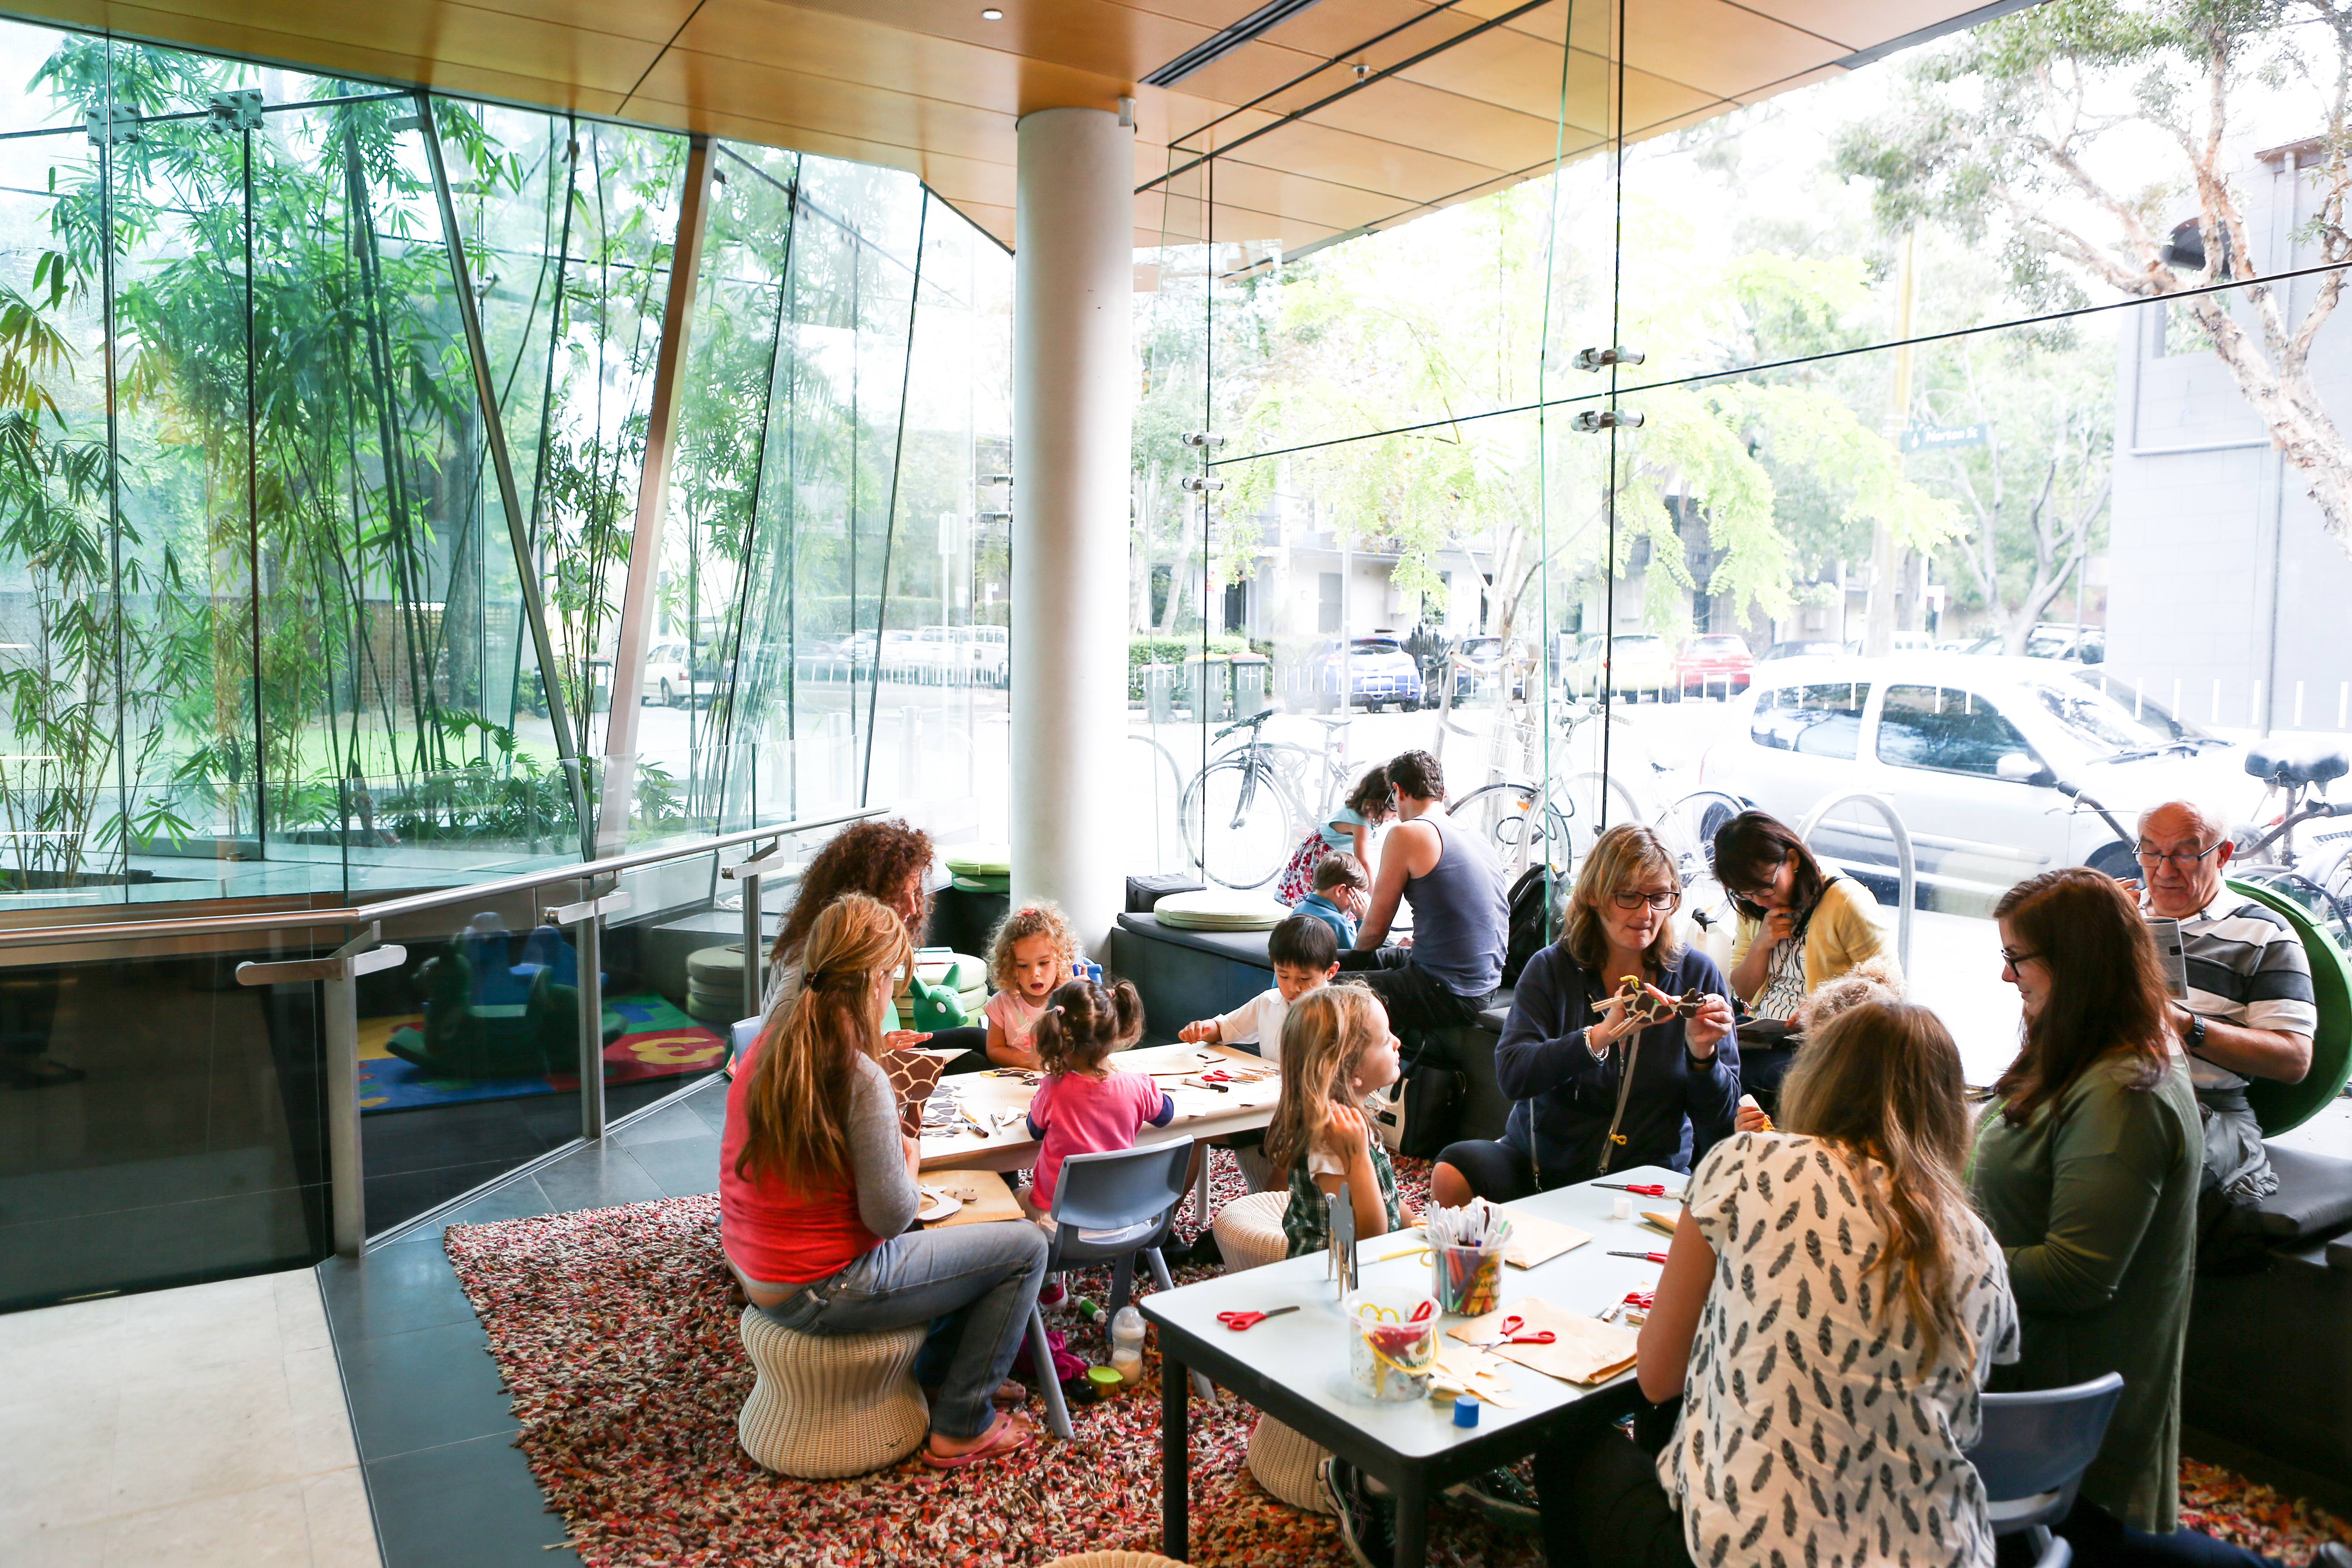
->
[[762, 818, 936, 1020]]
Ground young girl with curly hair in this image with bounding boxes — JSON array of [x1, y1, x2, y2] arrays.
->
[[981, 900, 1083, 1069]]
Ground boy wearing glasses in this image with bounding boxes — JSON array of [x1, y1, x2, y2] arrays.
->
[[2130, 799, 2315, 1250]]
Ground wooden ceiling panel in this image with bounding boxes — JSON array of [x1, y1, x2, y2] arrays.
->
[[0, 0, 2004, 254]]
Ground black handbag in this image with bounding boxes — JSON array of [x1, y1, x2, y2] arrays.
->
[[1396, 1059, 1465, 1159]]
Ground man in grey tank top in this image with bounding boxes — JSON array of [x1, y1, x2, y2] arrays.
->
[[1342, 750, 1510, 1059]]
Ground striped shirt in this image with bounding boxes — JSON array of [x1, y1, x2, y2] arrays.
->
[[2162, 892, 2317, 1093]]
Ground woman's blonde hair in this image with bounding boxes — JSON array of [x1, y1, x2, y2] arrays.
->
[[1265, 984, 1387, 1174], [985, 899, 1081, 991], [734, 893, 911, 1188], [1563, 823, 1682, 975], [1778, 1000, 1977, 1368], [1033, 976, 1145, 1077]]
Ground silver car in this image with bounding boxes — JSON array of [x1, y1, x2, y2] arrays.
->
[[1698, 654, 2252, 901]]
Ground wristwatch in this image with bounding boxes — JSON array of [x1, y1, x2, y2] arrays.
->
[[2183, 1010, 2209, 1053]]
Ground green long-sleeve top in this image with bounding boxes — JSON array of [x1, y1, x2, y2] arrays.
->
[[1969, 1051, 2201, 1533]]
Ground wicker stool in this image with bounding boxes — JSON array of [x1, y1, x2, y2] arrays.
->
[[1212, 1190, 1289, 1272], [736, 1309, 929, 1478], [1039, 1556, 1191, 1568], [1210, 1191, 1334, 1512]]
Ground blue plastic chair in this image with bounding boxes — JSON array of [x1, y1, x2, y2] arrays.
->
[[1967, 1372, 2126, 1568], [1024, 1137, 1215, 1439], [728, 1016, 760, 1078]]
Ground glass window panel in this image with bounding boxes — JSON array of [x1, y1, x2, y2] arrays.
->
[[1877, 684, 2036, 777]]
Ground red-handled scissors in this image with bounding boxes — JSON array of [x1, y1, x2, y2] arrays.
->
[[1608, 1250, 1671, 1263], [1596, 1181, 1675, 1197], [1494, 1315, 1555, 1345], [1217, 1306, 1301, 1332]]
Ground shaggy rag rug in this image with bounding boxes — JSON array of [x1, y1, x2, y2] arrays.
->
[[442, 1151, 2350, 1568]]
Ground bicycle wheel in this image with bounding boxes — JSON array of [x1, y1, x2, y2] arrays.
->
[[1180, 755, 1305, 889], [2235, 863, 2352, 954], [1455, 781, 1560, 878]]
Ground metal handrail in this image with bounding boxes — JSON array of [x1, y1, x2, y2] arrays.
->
[[1794, 790, 1916, 973], [0, 804, 890, 952]]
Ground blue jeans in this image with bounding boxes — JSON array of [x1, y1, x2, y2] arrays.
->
[[760, 1219, 1048, 1441]]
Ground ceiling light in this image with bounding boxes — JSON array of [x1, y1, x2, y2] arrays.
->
[[980, 8, 1003, 18], [1143, 0, 1326, 87]]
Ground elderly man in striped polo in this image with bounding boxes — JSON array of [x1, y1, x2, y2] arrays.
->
[[2135, 799, 2315, 1245]]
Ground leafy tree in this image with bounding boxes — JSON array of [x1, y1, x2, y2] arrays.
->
[[1836, 0, 2352, 553]]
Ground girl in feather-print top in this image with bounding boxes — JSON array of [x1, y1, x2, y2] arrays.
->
[[1539, 1000, 2019, 1568]]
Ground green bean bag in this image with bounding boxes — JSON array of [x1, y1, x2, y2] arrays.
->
[[2225, 877, 2352, 1135]]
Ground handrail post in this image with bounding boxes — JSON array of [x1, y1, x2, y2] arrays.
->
[[237, 925, 409, 1258], [725, 840, 792, 1022], [1793, 790, 1915, 974], [547, 886, 631, 1141]]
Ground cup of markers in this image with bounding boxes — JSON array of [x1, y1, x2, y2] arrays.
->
[[1432, 1238, 1507, 1317], [1345, 1288, 1440, 1401]]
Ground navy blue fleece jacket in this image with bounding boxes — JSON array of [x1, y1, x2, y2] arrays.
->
[[1496, 943, 1740, 1181]]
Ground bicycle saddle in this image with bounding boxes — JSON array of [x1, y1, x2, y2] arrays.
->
[[2244, 740, 2350, 789], [1307, 716, 1352, 730]]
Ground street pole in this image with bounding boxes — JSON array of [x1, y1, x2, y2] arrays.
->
[[1864, 230, 1918, 657]]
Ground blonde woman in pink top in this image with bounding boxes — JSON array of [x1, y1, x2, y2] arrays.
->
[[1017, 977, 1175, 1304]]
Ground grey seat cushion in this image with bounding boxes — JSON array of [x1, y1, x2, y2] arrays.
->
[[2256, 1143, 2352, 1242], [1475, 997, 1513, 1035], [1114, 912, 1273, 969]]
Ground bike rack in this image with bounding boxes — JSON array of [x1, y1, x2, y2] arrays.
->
[[1794, 789, 1916, 974]]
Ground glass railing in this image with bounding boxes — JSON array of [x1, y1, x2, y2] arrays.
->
[[0, 801, 898, 1309]]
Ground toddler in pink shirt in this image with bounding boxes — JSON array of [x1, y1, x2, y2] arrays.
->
[[1019, 977, 1173, 1302]]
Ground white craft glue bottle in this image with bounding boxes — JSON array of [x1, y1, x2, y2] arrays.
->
[[1110, 1305, 1147, 1384]]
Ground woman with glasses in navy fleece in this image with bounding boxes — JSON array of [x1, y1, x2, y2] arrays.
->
[[1429, 823, 1739, 1207]]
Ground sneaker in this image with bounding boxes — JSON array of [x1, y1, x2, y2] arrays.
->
[[1446, 1465, 1541, 1534], [1323, 1457, 1395, 1568], [1037, 1279, 1068, 1308]]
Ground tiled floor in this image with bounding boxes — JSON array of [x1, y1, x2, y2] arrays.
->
[[0, 1268, 377, 1568], [322, 1076, 729, 1568]]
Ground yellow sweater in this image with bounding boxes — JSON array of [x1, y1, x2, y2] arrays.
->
[[1730, 874, 1900, 1006]]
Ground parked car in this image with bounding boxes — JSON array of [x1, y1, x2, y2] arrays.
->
[[1698, 653, 2250, 902], [1761, 638, 1844, 662], [1671, 634, 1754, 699], [1304, 635, 1424, 712], [641, 637, 695, 706], [1843, 631, 1938, 655], [1452, 636, 1531, 700], [1563, 633, 1676, 701], [1960, 624, 2107, 663]]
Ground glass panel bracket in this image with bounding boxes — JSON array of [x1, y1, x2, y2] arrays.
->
[[542, 884, 632, 1140], [235, 925, 409, 1258], [723, 842, 793, 1022]]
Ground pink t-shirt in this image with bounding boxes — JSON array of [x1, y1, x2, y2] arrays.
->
[[983, 988, 1047, 1051], [1026, 1069, 1176, 1211]]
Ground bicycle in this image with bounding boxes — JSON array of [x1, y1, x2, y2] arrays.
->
[[1176, 708, 1374, 889]]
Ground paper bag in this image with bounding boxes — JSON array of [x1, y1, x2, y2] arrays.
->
[[1500, 1211, 1592, 1269], [1448, 1297, 1639, 1386]]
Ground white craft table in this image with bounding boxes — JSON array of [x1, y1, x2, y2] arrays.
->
[[916, 1042, 1282, 1219], [1142, 1164, 1689, 1568]]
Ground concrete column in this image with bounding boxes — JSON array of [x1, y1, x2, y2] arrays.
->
[[1011, 107, 1132, 954]]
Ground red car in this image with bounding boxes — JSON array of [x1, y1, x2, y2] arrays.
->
[[1671, 634, 1754, 700]]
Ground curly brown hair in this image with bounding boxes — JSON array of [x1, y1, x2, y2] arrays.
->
[[769, 818, 934, 972]]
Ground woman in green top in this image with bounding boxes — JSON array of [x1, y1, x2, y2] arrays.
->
[[1973, 867, 2206, 1557]]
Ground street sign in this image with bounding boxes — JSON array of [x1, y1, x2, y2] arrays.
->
[[1900, 421, 1991, 452]]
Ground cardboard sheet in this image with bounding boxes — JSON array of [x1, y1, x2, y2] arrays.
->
[[1448, 1297, 1640, 1386], [924, 1168, 1024, 1228], [1500, 1210, 1593, 1269]]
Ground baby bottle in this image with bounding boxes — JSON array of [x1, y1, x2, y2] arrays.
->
[[1109, 1305, 1147, 1385]]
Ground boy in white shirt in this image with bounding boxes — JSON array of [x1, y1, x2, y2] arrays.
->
[[1178, 914, 1340, 1073]]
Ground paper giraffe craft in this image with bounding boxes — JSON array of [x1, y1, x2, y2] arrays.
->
[[1591, 974, 1708, 1028]]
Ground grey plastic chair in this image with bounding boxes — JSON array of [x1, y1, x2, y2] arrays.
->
[[1967, 1372, 2126, 1568], [1024, 1138, 1215, 1439], [728, 1016, 760, 1078]]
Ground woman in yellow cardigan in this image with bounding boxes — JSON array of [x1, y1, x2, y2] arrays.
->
[[1717, 810, 1899, 1009], [1715, 811, 1901, 1109]]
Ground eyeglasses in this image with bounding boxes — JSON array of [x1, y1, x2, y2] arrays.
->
[[2136, 841, 2223, 870], [1999, 946, 2041, 970], [1611, 888, 1681, 911]]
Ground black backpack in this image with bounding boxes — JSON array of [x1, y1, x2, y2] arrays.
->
[[1500, 864, 1563, 986]]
